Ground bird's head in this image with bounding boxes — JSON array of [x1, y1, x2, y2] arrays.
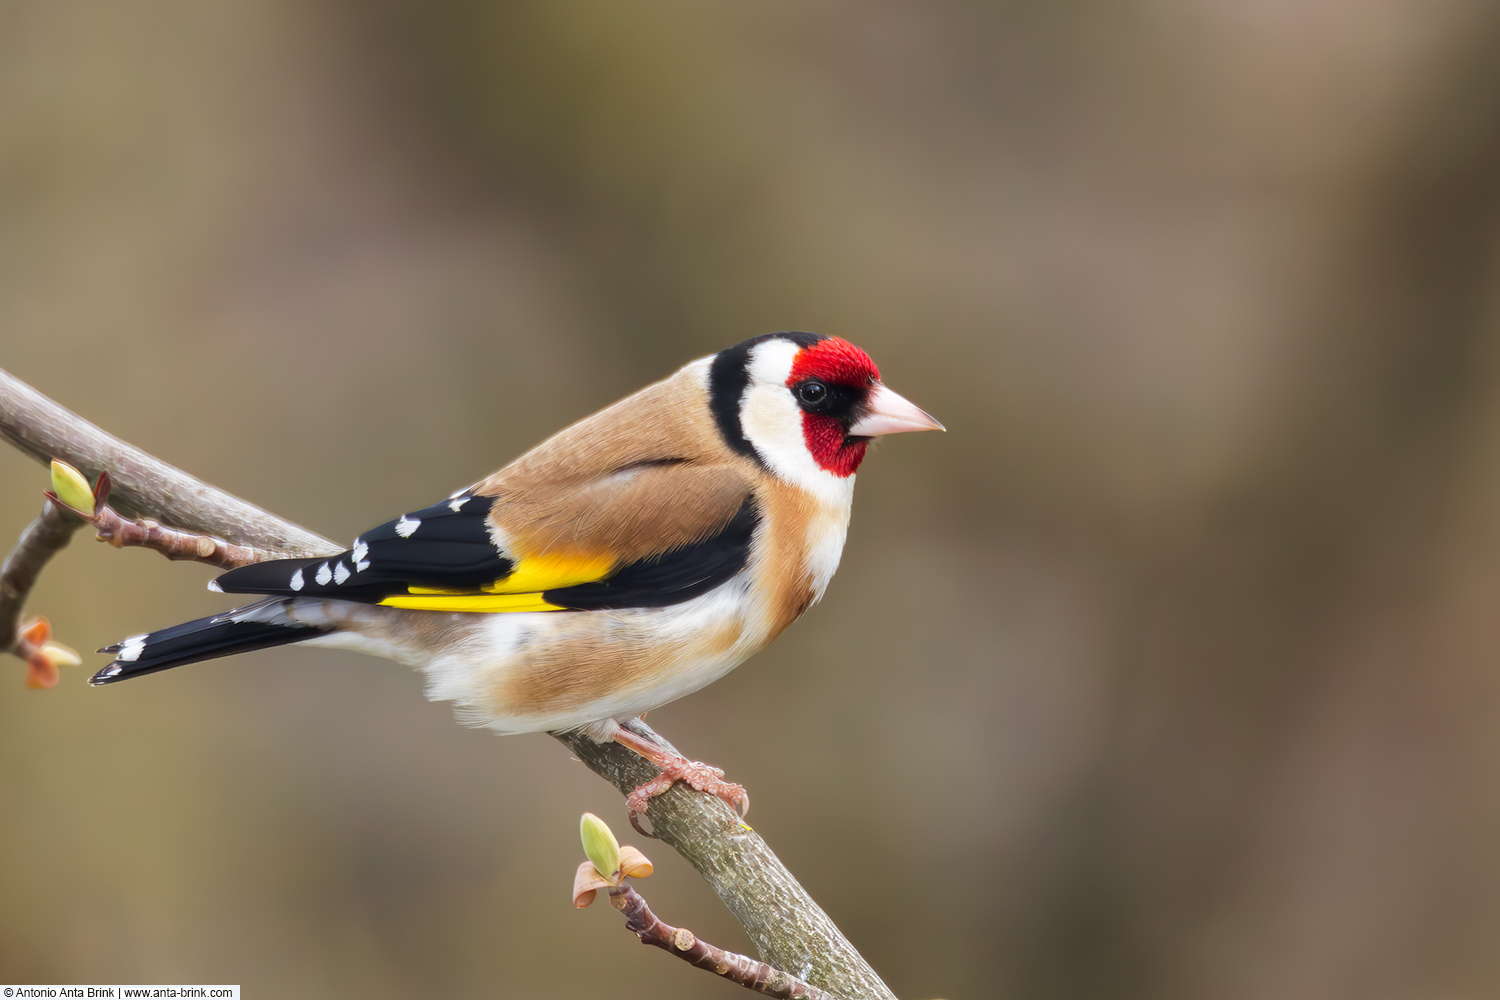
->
[[708, 332, 943, 494]]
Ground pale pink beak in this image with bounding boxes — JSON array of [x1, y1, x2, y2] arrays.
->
[[848, 384, 945, 437]]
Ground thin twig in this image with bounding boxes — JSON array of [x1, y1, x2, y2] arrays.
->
[[0, 501, 83, 655], [608, 882, 839, 1000], [46, 472, 275, 570]]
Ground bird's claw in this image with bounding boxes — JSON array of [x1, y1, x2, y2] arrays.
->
[[626, 757, 749, 835]]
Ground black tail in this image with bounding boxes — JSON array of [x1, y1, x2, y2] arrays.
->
[[92, 599, 328, 685]]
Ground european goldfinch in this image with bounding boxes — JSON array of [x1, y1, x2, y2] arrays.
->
[[94, 333, 942, 817]]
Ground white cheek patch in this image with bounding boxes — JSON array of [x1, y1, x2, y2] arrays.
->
[[740, 340, 856, 504], [740, 387, 806, 466]]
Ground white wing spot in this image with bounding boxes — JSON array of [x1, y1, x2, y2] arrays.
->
[[118, 635, 148, 662], [352, 539, 369, 563], [448, 496, 470, 512], [315, 563, 333, 586], [290, 568, 304, 591], [356, 558, 371, 572], [334, 561, 351, 585], [396, 516, 421, 538], [206, 579, 224, 593], [99, 664, 123, 679]]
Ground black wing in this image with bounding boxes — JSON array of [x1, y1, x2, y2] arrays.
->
[[543, 497, 759, 610], [215, 493, 512, 603], [215, 493, 760, 613]]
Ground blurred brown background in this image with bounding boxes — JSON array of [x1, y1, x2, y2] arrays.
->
[[5, 2, 1500, 998]]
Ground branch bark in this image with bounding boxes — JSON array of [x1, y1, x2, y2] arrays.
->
[[0, 501, 83, 668], [0, 369, 335, 557], [0, 368, 897, 1000]]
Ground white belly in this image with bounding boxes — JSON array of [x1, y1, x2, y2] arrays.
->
[[330, 577, 771, 735]]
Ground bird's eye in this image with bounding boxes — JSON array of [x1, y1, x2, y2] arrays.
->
[[795, 380, 829, 408]]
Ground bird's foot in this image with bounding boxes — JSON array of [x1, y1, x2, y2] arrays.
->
[[610, 724, 749, 833], [625, 758, 749, 823]]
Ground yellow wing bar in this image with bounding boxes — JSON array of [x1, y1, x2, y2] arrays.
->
[[378, 592, 566, 613], [480, 552, 615, 594], [377, 551, 616, 613]]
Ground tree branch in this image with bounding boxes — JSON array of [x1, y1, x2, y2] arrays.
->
[[606, 882, 837, 999], [0, 368, 897, 1000], [557, 725, 892, 996], [0, 369, 335, 557]]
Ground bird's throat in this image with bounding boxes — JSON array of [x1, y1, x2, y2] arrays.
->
[[801, 413, 867, 477]]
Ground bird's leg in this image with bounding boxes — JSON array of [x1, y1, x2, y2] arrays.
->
[[611, 722, 750, 825]]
